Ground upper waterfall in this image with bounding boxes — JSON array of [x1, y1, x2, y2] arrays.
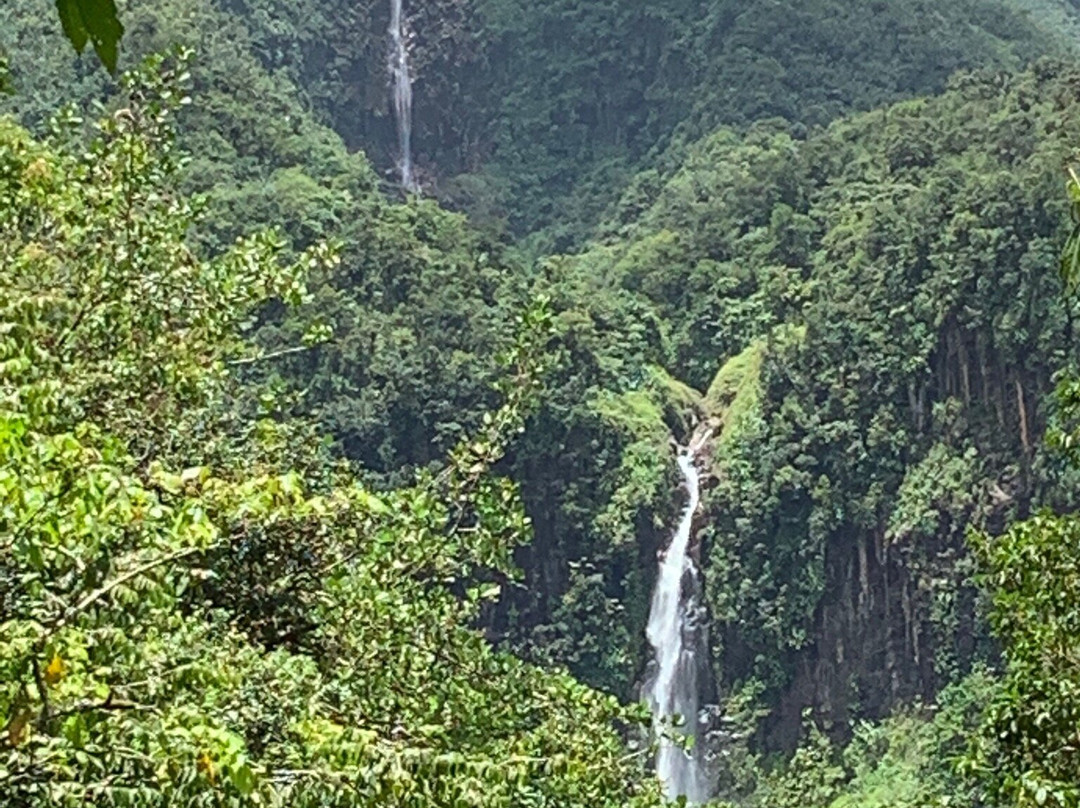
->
[[645, 440, 713, 803], [389, 0, 418, 192]]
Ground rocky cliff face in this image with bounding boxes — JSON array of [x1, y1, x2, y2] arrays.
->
[[692, 322, 1051, 749]]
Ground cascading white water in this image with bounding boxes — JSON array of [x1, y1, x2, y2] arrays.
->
[[389, 0, 418, 192], [645, 445, 711, 803]]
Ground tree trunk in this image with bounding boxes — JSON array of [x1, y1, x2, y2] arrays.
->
[[1017, 377, 1030, 454]]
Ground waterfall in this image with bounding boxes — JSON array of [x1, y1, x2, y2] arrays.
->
[[389, 0, 418, 192], [645, 443, 712, 803]]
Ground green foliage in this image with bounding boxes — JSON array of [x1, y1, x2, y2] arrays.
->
[[704, 342, 764, 418], [969, 513, 1080, 807], [722, 671, 994, 808], [948, 127, 1080, 808], [753, 722, 847, 808], [267, 197, 524, 481], [968, 224, 1080, 807], [591, 369, 693, 550], [888, 443, 983, 548], [450, 0, 1058, 245], [0, 0, 646, 699], [1061, 166, 1080, 294], [0, 59, 663, 808], [504, 359, 693, 695], [827, 673, 994, 808], [55, 0, 123, 72], [8, 0, 1080, 787], [703, 337, 772, 457], [16, 0, 1064, 247], [951, 143, 1080, 808], [0, 0, 538, 487]]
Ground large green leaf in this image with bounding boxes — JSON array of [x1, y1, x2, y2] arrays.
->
[[54, 0, 123, 73]]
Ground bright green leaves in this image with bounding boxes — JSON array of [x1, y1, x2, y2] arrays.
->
[[968, 513, 1080, 808], [0, 53, 660, 808], [0, 49, 329, 462], [55, 0, 124, 73], [1, 55, 324, 804]]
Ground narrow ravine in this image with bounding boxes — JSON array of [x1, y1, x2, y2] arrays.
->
[[645, 435, 713, 803]]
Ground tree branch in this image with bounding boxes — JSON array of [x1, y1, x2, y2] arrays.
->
[[226, 344, 320, 367], [52, 691, 157, 719], [30, 658, 50, 729], [51, 546, 201, 631]]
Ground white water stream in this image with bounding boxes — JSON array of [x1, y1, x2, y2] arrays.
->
[[645, 444, 711, 803], [389, 0, 418, 192]]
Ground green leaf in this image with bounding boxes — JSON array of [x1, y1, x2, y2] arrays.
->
[[229, 762, 256, 795], [55, 0, 88, 54], [53, 0, 123, 73]]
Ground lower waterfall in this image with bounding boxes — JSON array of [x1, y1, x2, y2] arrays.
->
[[645, 441, 712, 803]]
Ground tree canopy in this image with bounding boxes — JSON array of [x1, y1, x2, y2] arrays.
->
[[0, 55, 663, 808]]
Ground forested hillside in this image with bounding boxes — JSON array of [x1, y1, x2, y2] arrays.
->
[[3, 0, 1067, 248], [5, 0, 1080, 805], [235, 0, 1069, 248]]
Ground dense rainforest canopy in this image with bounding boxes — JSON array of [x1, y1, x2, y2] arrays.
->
[[6, 0, 1080, 806]]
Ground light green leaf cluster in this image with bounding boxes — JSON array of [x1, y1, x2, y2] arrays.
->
[[969, 510, 1080, 807]]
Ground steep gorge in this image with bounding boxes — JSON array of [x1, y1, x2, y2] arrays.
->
[[505, 62, 1080, 775], [6, 0, 1080, 799]]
